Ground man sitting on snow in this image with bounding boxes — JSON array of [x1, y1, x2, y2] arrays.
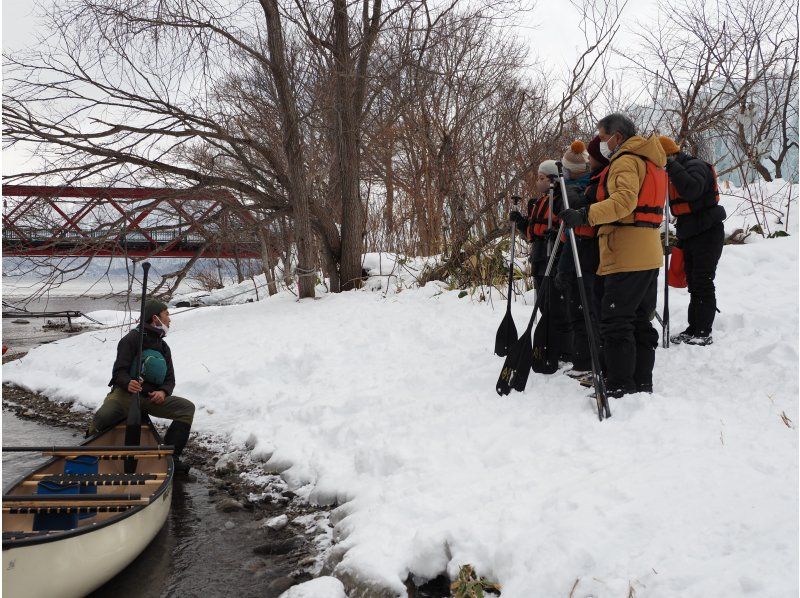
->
[[88, 299, 195, 474]]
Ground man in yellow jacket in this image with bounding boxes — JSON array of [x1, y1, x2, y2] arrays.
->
[[559, 113, 666, 397]]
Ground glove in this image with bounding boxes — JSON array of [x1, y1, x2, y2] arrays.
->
[[509, 210, 526, 228], [554, 270, 571, 292], [558, 207, 588, 228]]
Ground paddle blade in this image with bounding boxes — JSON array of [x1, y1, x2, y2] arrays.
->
[[124, 395, 142, 474], [496, 331, 533, 395], [531, 288, 559, 375], [494, 310, 518, 357]]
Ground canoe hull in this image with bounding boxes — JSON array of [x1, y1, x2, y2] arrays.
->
[[3, 481, 172, 598]]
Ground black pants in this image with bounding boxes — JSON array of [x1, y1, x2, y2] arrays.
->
[[682, 222, 724, 335], [600, 269, 659, 393], [534, 274, 572, 360], [564, 239, 600, 371]]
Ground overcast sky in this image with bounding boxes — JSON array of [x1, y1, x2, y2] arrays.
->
[[1, 0, 659, 177]]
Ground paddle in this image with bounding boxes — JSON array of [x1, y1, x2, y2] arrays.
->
[[494, 196, 521, 357], [661, 182, 671, 348], [496, 222, 565, 396], [124, 261, 150, 474], [531, 182, 560, 374], [531, 279, 559, 374]]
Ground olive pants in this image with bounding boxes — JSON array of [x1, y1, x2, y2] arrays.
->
[[89, 387, 195, 435]]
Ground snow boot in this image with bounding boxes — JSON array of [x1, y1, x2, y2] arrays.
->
[[670, 328, 694, 344], [565, 368, 590, 380], [587, 386, 626, 401], [684, 333, 713, 346], [164, 421, 192, 475]]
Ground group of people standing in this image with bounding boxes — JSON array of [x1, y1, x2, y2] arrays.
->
[[510, 113, 726, 398]]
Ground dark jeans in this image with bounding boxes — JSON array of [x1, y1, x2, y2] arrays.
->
[[600, 269, 659, 393], [682, 222, 724, 335]]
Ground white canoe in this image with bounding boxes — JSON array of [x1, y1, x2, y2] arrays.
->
[[3, 422, 174, 598]]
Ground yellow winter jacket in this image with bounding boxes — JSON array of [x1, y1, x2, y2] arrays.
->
[[587, 135, 667, 275]]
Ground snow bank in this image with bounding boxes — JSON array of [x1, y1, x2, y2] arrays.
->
[[278, 577, 346, 598], [4, 242, 797, 595], [719, 178, 797, 240]]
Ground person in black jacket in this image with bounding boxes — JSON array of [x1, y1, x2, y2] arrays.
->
[[510, 159, 572, 362], [88, 299, 195, 473], [660, 136, 726, 346]]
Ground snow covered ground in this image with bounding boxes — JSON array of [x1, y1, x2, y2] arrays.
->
[[3, 183, 798, 597]]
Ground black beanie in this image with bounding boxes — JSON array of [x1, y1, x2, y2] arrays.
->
[[144, 298, 168, 324]]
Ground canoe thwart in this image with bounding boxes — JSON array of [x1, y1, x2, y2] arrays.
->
[[2, 445, 174, 454]]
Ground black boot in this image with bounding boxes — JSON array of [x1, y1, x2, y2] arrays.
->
[[164, 421, 192, 475]]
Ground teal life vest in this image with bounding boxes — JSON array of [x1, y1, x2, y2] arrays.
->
[[131, 349, 168, 386]]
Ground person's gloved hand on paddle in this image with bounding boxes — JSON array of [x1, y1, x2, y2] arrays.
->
[[509, 209, 526, 229], [558, 207, 588, 228]]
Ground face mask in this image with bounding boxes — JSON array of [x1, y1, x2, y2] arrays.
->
[[599, 141, 613, 159], [153, 315, 169, 337]]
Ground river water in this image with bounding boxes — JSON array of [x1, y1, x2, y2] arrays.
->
[[2, 295, 303, 597]]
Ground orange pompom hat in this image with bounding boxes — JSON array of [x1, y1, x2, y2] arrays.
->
[[562, 140, 590, 174], [659, 136, 680, 156]]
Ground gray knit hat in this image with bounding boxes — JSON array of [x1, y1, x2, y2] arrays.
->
[[538, 159, 559, 177], [144, 298, 168, 324]]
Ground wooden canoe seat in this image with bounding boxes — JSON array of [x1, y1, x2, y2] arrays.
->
[[3, 493, 143, 503], [5, 505, 135, 515], [24, 473, 159, 487], [2, 493, 149, 512]]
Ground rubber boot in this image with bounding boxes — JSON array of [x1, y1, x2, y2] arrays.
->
[[164, 421, 192, 475]]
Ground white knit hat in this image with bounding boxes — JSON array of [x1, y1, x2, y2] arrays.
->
[[562, 140, 590, 174], [538, 159, 558, 177]]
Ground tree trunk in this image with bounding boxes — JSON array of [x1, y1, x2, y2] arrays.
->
[[260, 0, 316, 298], [384, 129, 395, 243], [333, 0, 365, 291], [257, 227, 278, 296]]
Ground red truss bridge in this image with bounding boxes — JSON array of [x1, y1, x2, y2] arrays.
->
[[2, 185, 263, 259]]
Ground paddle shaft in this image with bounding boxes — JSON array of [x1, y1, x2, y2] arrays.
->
[[125, 261, 151, 473], [547, 185, 554, 257], [556, 162, 611, 420], [505, 197, 520, 311], [662, 183, 670, 348]]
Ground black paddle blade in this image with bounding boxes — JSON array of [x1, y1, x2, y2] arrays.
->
[[531, 287, 559, 375], [124, 395, 142, 473], [494, 310, 518, 357], [496, 332, 533, 395]]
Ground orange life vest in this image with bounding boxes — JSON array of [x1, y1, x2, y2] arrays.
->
[[669, 161, 720, 216], [526, 194, 559, 241], [595, 153, 668, 227]]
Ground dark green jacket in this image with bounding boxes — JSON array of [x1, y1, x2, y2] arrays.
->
[[109, 325, 175, 396]]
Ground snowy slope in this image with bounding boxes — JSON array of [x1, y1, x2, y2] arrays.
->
[[4, 242, 798, 594]]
